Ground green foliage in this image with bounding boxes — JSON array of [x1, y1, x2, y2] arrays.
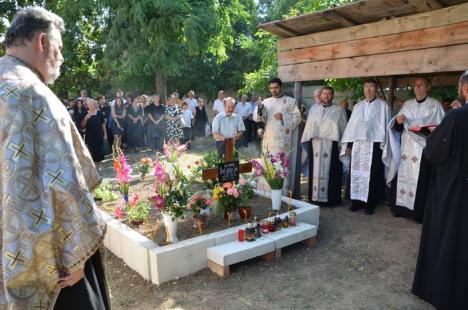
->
[[94, 181, 119, 202], [243, 0, 356, 96], [126, 199, 152, 223]]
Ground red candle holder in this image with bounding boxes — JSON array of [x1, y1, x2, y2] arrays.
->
[[238, 229, 245, 242]]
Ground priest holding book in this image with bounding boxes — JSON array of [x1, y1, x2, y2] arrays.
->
[[388, 77, 445, 222]]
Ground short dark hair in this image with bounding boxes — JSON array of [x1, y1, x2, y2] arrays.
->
[[321, 86, 335, 96], [459, 70, 468, 87], [363, 79, 378, 86], [4, 7, 64, 48], [269, 77, 283, 87], [415, 76, 432, 86]]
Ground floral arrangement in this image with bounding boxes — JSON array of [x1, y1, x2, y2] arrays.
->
[[188, 193, 213, 217], [114, 194, 152, 224], [251, 152, 289, 190], [113, 150, 132, 202], [191, 150, 223, 189], [238, 178, 255, 206], [152, 142, 192, 220], [139, 157, 153, 179], [212, 182, 242, 215]]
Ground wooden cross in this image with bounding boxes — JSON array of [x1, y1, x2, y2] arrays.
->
[[201, 138, 252, 181], [202, 138, 253, 227]]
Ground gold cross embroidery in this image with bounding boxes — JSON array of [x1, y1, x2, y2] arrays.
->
[[32, 108, 48, 123], [5, 250, 26, 268], [8, 143, 30, 160], [46, 170, 65, 186], [29, 209, 50, 227]]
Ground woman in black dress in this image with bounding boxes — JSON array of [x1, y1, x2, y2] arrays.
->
[[81, 99, 107, 169], [73, 99, 87, 138], [111, 97, 126, 150], [145, 94, 166, 151], [194, 98, 208, 138], [125, 97, 145, 152]]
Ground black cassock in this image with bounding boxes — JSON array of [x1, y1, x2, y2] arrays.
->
[[412, 105, 468, 309]]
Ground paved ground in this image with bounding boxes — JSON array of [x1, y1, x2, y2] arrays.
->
[[102, 139, 432, 310]]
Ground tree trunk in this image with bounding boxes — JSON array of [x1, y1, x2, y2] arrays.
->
[[155, 70, 167, 104]]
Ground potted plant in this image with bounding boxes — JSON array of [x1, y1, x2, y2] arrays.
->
[[251, 151, 289, 210], [212, 182, 241, 225], [139, 157, 153, 180], [237, 178, 255, 220], [113, 194, 152, 226], [151, 142, 192, 243], [191, 150, 223, 189], [188, 193, 212, 230]]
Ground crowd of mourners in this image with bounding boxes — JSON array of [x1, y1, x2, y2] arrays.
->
[[63, 89, 265, 168]]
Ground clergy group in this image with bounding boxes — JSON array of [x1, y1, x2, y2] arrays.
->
[[301, 77, 445, 218]]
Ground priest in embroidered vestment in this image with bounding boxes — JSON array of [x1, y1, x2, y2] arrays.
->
[[301, 86, 348, 204], [388, 77, 445, 222], [253, 77, 301, 192], [0, 7, 109, 309], [341, 80, 392, 215], [412, 70, 468, 309]]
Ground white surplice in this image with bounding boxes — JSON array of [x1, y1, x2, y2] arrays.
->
[[253, 95, 301, 191], [341, 98, 392, 202], [388, 97, 445, 210], [301, 103, 348, 202]]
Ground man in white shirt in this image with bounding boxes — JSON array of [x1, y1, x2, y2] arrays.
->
[[213, 90, 225, 115], [235, 94, 253, 147], [185, 90, 198, 114], [212, 97, 245, 157]]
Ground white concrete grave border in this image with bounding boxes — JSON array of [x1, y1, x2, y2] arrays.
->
[[101, 190, 320, 285]]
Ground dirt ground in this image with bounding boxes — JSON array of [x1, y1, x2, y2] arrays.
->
[[100, 138, 432, 310]]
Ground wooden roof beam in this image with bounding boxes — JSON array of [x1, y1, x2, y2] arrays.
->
[[321, 10, 357, 27], [409, 0, 445, 13], [274, 22, 301, 37]]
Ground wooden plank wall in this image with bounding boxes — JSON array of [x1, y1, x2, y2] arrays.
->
[[278, 2, 468, 82]]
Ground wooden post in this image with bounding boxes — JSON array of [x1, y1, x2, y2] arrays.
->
[[388, 76, 396, 108], [225, 137, 234, 162], [290, 81, 303, 199]]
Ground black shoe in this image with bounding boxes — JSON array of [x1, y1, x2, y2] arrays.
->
[[392, 212, 403, 218], [364, 205, 375, 215], [349, 204, 363, 212]]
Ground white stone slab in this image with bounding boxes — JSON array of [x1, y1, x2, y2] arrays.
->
[[104, 219, 125, 259], [119, 225, 158, 281], [207, 237, 275, 266], [149, 235, 216, 285], [254, 189, 320, 227], [208, 224, 247, 245], [263, 223, 317, 249]]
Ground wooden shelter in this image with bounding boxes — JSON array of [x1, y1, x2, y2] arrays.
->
[[258, 0, 468, 197]]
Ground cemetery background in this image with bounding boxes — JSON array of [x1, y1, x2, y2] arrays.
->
[[97, 137, 428, 309]]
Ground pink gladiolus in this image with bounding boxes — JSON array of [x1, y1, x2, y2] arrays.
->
[[239, 178, 247, 185], [205, 199, 213, 206]]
